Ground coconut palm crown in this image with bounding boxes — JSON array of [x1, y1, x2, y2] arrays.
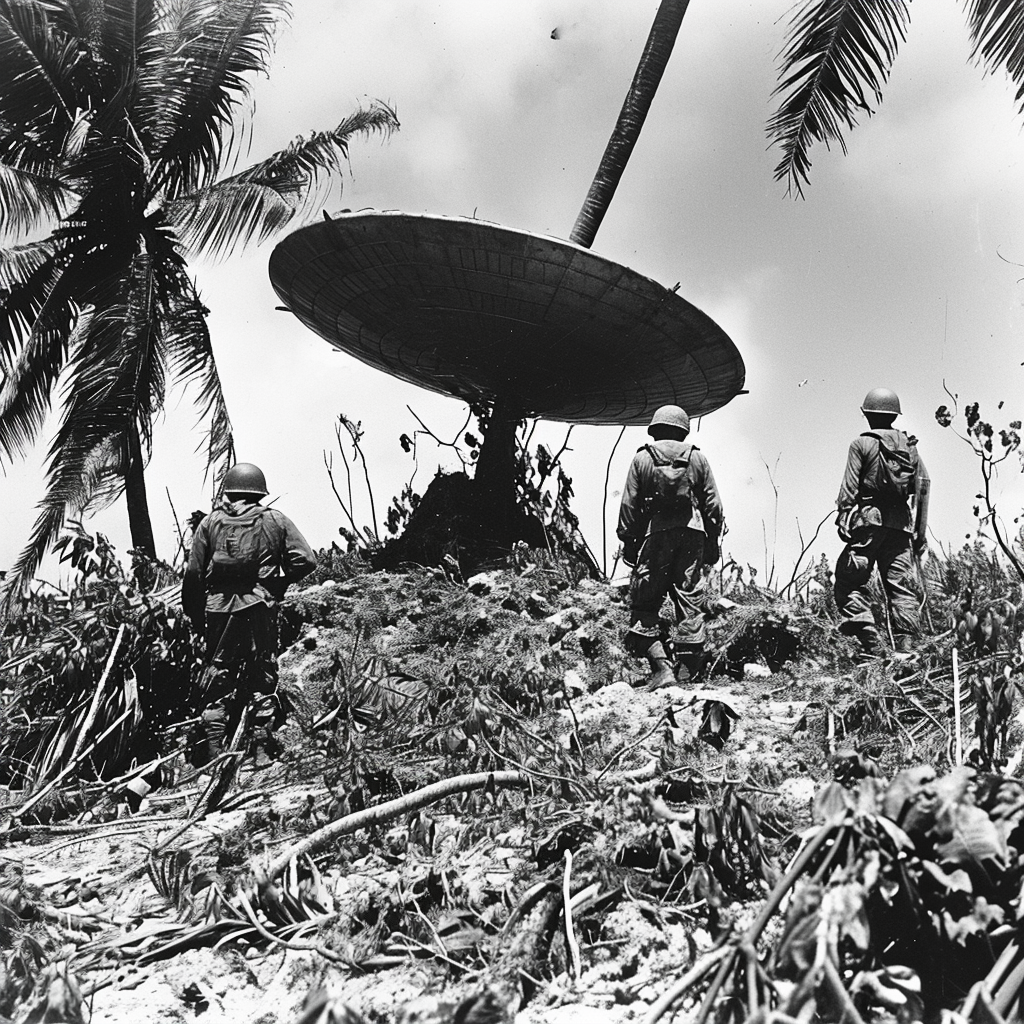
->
[[769, 0, 1024, 197], [0, 0, 398, 603]]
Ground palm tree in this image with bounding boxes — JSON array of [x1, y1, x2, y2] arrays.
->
[[0, 0, 398, 602], [769, 0, 1024, 197]]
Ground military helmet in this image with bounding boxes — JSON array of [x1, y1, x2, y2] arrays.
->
[[860, 388, 901, 416], [222, 462, 268, 496], [647, 405, 690, 435]]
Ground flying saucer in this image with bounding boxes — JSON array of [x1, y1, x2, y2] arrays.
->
[[268, 210, 745, 425]]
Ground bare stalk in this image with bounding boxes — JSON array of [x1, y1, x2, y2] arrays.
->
[[602, 425, 627, 576], [780, 508, 833, 599], [265, 771, 527, 882]]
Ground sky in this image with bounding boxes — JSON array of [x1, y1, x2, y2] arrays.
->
[[3, 0, 1024, 588]]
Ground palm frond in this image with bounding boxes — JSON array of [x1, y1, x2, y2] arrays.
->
[[0, 2, 78, 135], [0, 260, 78, 458], [0, 162, 74, 240], [965, 0, 1024, 113], [162, 180, 296, 260], [163, 101, 399, 259], [0, 238, 61, 355], [768, 0, 910, 197], [143, 0, 291, 199], [2, 274, 163, 603], [158, 262, 234, 479]]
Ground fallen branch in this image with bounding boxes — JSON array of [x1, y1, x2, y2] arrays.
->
[[70, 624, 127, 765], [264, 770, 527, 882], [563, 850, 582, 983]]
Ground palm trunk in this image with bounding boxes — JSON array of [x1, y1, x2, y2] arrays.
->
[[126, 423, 157, 561], [473, 395, 521, 545], [569, 0, 691, 249]]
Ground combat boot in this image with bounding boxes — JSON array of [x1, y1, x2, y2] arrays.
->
[[643, 641, 677, 691], [201, 707, 228, 762], [675, 644, 707, 684]]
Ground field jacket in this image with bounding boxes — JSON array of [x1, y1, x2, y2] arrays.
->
[[182, 499, 316, 620], [617, 439, 724, 543], [836, 429, 930, 540]]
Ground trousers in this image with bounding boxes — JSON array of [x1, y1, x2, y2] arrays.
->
[[834, 526, 920, 642], [626, 527, 707, 654], [196, 603, 281, 761]]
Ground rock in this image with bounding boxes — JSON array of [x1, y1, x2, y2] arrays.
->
[[563, 669, 586, 694], [467, 571, 500, 595], [744, 663, 772, 679]]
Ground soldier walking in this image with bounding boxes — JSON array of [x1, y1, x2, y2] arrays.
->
[[183, 463, 317, 764], [617, 406, 724, 690], [835, 388, 930, 658]]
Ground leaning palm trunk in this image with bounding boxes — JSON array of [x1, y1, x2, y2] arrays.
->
[[569, 0, 692, 248]]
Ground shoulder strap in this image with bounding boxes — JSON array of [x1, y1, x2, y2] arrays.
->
[[644, 443, 692, 465]]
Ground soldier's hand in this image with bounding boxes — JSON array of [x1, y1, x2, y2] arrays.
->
[[703, 531, 721, 565], [913, 535, 928, 558], [837, 508, 853, 543], [621, 539, 640, 567]]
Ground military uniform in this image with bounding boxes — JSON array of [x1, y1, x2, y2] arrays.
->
[[617, 439, 724, 658], [183, 495, 316, 762], [834, 428, 930, 654]]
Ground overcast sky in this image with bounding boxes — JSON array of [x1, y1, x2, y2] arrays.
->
[[3, 0, 1024, 586]]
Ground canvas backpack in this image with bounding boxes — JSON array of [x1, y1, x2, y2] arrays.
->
[[207, 507, 272, 585], [863, 431, 918, 500], [643, 443, 694, 516]]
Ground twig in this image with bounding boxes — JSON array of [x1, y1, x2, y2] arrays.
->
[[264, 771, 527, 882], [822, 955, 868, 1024], [70, 624, 127, 766], [235, 889, 346, 963], [323, 449, 361, 538], [563, 850, 582, 983], [780, 509, 834, 599], [645, 946, 733, 1024], [595, 715, 667, 782], [166, 487, 188, 568], [405, 404, 475, 474], [602, 425, 627, 577], [953, 647, 963, 766]]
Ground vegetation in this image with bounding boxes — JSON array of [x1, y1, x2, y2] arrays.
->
[[769, 0, 1024, 196], [0, 489, 1020, 1019], [0, 0, 398, 603]]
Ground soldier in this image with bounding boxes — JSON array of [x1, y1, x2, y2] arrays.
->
[[835, 388, 930, 658], [617, 405, 724, 690], [183, 463, 317, 764]]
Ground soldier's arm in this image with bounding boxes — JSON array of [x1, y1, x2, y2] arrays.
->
[[836, 439, 867, 512], [692, 451, 724, 534], [835, 439, 867, 539], [181, 518, 210, 624], [616, 454, 649, 542], [913, 452, 931, 547], [277, 514, 318, 583]]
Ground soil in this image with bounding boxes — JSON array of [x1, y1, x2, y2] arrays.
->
[[0, 569, 850, 1024]]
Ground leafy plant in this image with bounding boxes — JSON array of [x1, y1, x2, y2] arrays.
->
[[0, 525, 199, 800]]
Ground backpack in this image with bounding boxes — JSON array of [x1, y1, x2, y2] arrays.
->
[[207, 508, 271, 585], [863, 431, 917, 499], [643, 444, 694, 516]]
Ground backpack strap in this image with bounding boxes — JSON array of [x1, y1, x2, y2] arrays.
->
[[644, 442, 693, 466]]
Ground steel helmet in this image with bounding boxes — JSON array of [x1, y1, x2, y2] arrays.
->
[[861, 388, 901, 416], [222, 462, 268, 496], [647, 405, 690, 435]]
